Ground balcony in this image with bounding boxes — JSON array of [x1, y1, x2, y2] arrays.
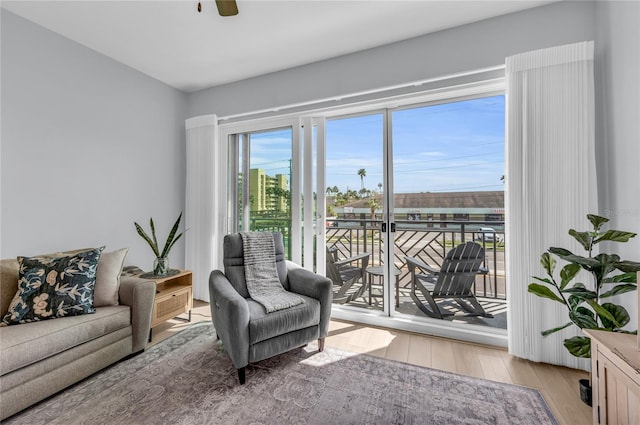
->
[[326, 218, 507, 330]]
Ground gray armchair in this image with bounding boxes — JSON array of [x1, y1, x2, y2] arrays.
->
[[209, 232, 332, 384]]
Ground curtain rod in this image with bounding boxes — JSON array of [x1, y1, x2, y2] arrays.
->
[[218, 65, 505, 122]]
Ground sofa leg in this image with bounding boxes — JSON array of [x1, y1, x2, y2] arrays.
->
[[237, 367, 246, 385], [318, 337, 325, 352]]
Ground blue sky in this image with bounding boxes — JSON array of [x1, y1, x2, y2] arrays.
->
[[249, 95, 505, 195]]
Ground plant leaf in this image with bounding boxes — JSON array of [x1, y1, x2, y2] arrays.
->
[[150, 218, 159, 254], [564, 336, 591, 358], [569, 308, 598, 329], [602, 272, 638, 284], [559, 263, 581, 289], [598, 303, 630, 329], [614, 260, 640, 273], [160, 212, 183, 258], [548, 249, 598, 271], [587, 214, 608, 231], [600, 283, 637, 298], [561, 287, 597, 300], [540, 252, 556, 275], [134, 222, 160, 257], [163, 231, 185, 257], [569, 229, 592, 251], [548, 247, 573, 257], [568, 294, 583, 310], [586, 300, 624, 329], [594, 230, 637, 244], [541, 322, 573, 336], [528, 283, 564, 303], [532, 276, 554, 285]]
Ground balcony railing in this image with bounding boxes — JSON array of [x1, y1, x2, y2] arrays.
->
[[326, 218, 506, 300]]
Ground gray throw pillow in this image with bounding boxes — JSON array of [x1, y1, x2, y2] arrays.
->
[[94, 248, 129, 307]]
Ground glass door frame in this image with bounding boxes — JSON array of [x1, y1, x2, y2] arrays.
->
[[220, 116, 305, 265], [315, 108, 397, 316]]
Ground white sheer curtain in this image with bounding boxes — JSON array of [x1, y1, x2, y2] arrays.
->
[[506, 41, 597, 370], [185, 114, 226, 302]]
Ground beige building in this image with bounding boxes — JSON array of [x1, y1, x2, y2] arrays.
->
[[249, 169, 289, 213]]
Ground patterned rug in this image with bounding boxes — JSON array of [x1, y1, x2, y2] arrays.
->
[[6, 322, 557, 425]]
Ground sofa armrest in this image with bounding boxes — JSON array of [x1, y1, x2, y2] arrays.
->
[[286, 261, 332, 338], [209, 270, 250, 369], [119, 276, 156, 353]]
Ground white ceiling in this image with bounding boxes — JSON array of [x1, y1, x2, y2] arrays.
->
[[2, 0, 554, 93]]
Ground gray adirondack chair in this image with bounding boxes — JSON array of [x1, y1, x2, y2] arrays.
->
[[405, 242, 492, 319], [325, 247, 370, 304]]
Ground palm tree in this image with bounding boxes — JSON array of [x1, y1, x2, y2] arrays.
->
[[357, 168, 366, 190]]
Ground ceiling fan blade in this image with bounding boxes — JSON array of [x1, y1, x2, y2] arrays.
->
[[215, 0, 238, 17]]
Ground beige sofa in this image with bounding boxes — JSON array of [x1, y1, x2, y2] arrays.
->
[[0, 257, 156, 420]]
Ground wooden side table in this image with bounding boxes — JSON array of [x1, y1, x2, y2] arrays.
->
[[141, 269, 193, 341]]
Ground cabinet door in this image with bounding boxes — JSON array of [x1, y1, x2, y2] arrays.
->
[[600, 355, 640, 424]]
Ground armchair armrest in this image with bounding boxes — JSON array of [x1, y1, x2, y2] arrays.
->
[[404, 256, 439, 275], [209, 270, 250, 369], [286, 261, 332, 338], [119, 276, 156, 353], [335, 252, 370, 268]]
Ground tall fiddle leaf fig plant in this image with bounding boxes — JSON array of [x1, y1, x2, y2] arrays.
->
[[528, 214, 640, 358]]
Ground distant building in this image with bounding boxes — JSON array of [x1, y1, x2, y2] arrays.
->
[[249, 169, 289, 213], [335, 191, 504, 229]]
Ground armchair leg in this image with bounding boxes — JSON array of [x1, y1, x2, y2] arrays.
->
[[318, 337, 325, 352], [237, 367, 246, 385]]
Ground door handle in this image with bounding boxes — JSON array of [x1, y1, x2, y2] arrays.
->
[[381, 222, 387, 232], [391, 223, 396, 233]]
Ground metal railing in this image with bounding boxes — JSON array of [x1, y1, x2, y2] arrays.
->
[[326, 218, 506, 300]]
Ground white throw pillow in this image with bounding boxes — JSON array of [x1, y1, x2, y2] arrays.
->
[[94, 248, 129, 307]]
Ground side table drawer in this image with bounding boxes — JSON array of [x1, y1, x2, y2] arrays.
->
[[152, 286, 193, 327]]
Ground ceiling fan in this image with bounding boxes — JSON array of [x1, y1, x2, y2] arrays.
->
[[197, 0, 239, 17]]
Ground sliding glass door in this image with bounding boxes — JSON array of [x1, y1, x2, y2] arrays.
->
[[322, 94, 506, 326], [325, 112, 387, 312], [223, 118, 302, 262]]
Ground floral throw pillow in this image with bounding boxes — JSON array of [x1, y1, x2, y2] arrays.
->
[[1, 247, 103, 325]]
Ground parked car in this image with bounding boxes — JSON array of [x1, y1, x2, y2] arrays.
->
[[475, 227, 497, 242]]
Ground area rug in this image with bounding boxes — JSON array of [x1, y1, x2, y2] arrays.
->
[[6, 322, 557, 425]]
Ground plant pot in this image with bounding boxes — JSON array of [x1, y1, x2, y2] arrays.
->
[[153, 257, 170, 277], [579, 378, 592, 407]]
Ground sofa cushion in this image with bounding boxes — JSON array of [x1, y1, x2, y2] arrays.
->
[[94, 248, 128, 307], [0, 305, 131, 376], [247, 294, 320, 345], [0, 259, 19, 318], [2, 248, 103, 325]]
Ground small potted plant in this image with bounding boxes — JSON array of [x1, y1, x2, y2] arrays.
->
[[528, 214, 640, 406], [134, 212, 185, 277]]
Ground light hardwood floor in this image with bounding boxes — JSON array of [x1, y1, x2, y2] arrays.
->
[[150, 300, 592, 425]]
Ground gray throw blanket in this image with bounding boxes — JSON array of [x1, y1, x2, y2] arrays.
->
[[240, 232, 303, 313]]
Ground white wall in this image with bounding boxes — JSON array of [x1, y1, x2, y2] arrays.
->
[[1, 10, 188, 270], [595, 1, 640, 325], [188, 1, 596, 118]]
